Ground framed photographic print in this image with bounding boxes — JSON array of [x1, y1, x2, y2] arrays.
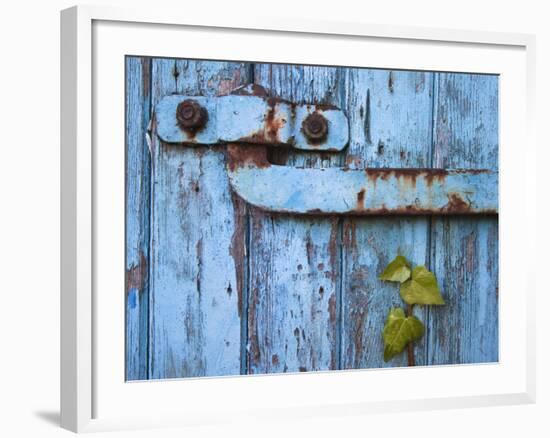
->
[[61, 5, 536, 433]]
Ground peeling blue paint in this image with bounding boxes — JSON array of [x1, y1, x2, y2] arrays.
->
[[126, 58, 499, 380], [128, 288, 138, 309]]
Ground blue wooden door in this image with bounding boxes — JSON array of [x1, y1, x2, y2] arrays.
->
[[125, 57, 498, 380]]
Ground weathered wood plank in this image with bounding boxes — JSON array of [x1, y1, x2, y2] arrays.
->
[[125, 56, 151, 381], [428, 74, 499, 364], [341, 70, 435, 368], [148, 59, 250, 378], [247, 64, 344, 373]]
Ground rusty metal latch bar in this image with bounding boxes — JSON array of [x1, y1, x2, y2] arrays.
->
[[226, 145, 498, 215], [155, 85, 349, 151]]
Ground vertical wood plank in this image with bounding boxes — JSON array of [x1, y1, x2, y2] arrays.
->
[[125, 56, 151, 381], [341, 70, 435, 368], [148, 59, 251, 378], [428, 74, 499, 364], [247, 65, 344, 374]]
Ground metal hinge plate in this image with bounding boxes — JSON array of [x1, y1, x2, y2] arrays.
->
[[154, 85, 349, 151]]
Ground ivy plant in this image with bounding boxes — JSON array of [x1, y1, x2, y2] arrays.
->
[[379, 255, 445, 362]]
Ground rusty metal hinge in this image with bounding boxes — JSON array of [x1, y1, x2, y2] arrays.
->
[[155, 84, 348, 152], [153, 85, 498, 216]]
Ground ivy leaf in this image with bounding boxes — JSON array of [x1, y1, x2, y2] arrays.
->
[[383, 308, 425, 362], [379, 255, 411, 283], [400, 266, 445, 305]]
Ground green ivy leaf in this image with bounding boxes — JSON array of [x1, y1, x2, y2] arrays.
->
[[400, 266, 445, 305], [383, 308, 425, 362], [379, 255, 411, 283]]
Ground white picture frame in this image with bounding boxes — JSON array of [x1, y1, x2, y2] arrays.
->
[[60, 4, 536, 433]]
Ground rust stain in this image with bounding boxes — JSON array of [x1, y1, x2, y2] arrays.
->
[[229, 86, 290, 145], [248, 286, 261, 366], [226, 144, 270, 172], [126, 251, 147, 295], [328, 219, 339, 278], [234, 131, 276, 146], [349, 203, 482, 216], [442, 193, 471, 213], [271, 354, 280, 367], [268, 146, 291, 165], [263, 98, 287, 143], [229, 191, 247, 318], [328, 293, 337, 324], [343, 221, 357, 248], [424, 169, 450, 186], [266, 202, 495, 217], [305, 208, 324, 215], [232, 107, 288, 147], [229, 85, 336, 147], [365, 168, 449, 187], [356, 188, 366, 210]]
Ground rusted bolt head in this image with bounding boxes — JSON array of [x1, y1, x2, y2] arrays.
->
[[176, 99, 207, 131], [302, 113, 328, 143]]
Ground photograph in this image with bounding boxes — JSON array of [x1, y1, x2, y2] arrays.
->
[[125, 57, 499, 380], [0, 0, 544, 435]]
